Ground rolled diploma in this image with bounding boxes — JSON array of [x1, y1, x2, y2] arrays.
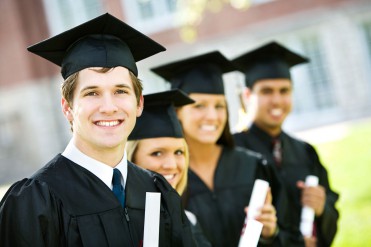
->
[[248, 179, 269, 220], [238, 219, 263, 247], [143, 192, 161, 247], [238, 179, 269, 247], [300, 175, 319, 237]]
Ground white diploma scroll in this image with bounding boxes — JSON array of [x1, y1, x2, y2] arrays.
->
[[248, 179, 269, 220], [238, 219, 263, 247], [238, 179, 269, 247], [143, 192, 161, 247], [300, 175, 319, 237]]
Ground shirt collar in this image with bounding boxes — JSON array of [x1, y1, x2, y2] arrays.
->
[[250, 123, 283, 146], [62, 139, 128, 189]]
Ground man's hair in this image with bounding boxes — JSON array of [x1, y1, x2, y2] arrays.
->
[[61, 67, 143, 131]]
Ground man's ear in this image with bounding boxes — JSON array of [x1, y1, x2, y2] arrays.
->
[[136, 95, 144, 117], [240, 87, 252, 111], [243, 87, 252, 100], [61, 98, 73, 121]]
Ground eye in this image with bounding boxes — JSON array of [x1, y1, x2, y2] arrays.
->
[[194, 103, 205, 109], [175, 149, 184, 156], [216, 104, 226, 109], [280, 88, 291, 95], [85, 91, 98, 96], [150, 151, 162, 157], [261, 88, 273, 95], [116, 89, 129, 94]]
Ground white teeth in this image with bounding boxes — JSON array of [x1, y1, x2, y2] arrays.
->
[[163, 174, 175, 180], [271, 109, 283, 116], [96, 120, 119, 127], [200, 125, 217, 131]]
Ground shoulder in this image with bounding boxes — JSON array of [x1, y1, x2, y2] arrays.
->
[[128, 161, 175, 192], [2, 154, 67, 204], [232, 146, 268, 165], [128, 160, 153, 177], [1, 178, 53, 210], [283, 132, 318, 154], [282, 131, 309, 146], [32, 154, 72, 180], [233, 130, 249, 138], [233, 130, 250, 142]]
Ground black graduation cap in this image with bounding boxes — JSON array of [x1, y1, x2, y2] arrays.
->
[[27, 13, 165, 79], [151, 51, 236, 95], [128, 89, 194, 140], [232, 41, 309, 88]]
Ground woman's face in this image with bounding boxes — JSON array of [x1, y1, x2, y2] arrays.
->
[[133, 137, 186, 189], [177, 93, 227, 145]]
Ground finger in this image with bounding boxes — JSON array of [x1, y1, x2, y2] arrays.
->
[[296, 180, 305, 189], [256, 206, 277, 222], [304, 185, 325, 197], [244, 206, 249, 214], [265, 188, 272, 204], [302, 188, 325, 205], [260, 204, 275, 214]]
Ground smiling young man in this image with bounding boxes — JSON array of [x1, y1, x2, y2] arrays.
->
[[232, 41, 339, 247], [0, 13, 195, 247]]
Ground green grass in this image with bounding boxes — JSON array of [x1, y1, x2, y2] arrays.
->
[[313, 120, 371, 247]]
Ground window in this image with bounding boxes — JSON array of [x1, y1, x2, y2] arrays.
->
[[302, 36, 335, 110], [291, 35, 336, 114], [122, 0, 179, 34], [42, 0, 103, 35]]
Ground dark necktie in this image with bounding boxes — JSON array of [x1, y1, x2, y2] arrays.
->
[[272, 138, 282, 167], [112, 168, 125, 207]]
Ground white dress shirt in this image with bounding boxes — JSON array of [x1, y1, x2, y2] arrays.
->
[[62, 139, 128, 189]]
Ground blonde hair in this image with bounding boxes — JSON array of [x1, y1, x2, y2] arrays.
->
[[126, 138, 189, 195]]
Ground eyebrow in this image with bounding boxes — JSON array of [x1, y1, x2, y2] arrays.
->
[[80, 83, 133, 93]]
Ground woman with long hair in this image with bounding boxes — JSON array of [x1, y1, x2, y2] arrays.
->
[[151, 51, 303, 247], [127, 89, 211, 247]]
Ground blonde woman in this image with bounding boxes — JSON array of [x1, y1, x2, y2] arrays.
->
[[127, 89, 211, 247]]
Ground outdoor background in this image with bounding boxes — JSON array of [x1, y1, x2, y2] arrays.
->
[[1, 1, 370, 246]]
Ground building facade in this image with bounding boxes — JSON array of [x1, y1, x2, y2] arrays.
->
[[1, 0, 370, 184]]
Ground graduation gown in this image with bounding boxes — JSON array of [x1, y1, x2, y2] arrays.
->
[[182, 146, 300, 247], [0, 154, 195, 247], [233, 124, 339, 247], [185, 210, 212, 247]]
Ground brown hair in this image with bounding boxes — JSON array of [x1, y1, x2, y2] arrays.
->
[[61, 67, 143, 131]]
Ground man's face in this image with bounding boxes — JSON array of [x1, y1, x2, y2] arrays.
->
[[62, 66, 143, 158], [247, 78, 292, 135]]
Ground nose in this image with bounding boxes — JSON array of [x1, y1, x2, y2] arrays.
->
[[162, 155, 177, 169], [271, 92, 282, 105], [205, 106, 219, 120], [100, 94, 118, 113]]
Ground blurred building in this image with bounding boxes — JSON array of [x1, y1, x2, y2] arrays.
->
[[1, 0, 371, 184]]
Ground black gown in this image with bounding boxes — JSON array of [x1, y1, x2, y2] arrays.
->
[[0, 154, 195, 247], [234, 124, 339, 247], [182, 146, 303, 247]]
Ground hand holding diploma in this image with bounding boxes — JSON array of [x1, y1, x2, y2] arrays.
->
[[297, 176, 326, 217], [253, 188, 278, 238], [298, 175, 325, 239], [239, 180, 278, 247]]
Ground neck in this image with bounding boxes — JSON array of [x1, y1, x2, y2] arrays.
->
[[186, 138, 221, 168], [74, 140, 126, 168], [254, 122, 282, 137]]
